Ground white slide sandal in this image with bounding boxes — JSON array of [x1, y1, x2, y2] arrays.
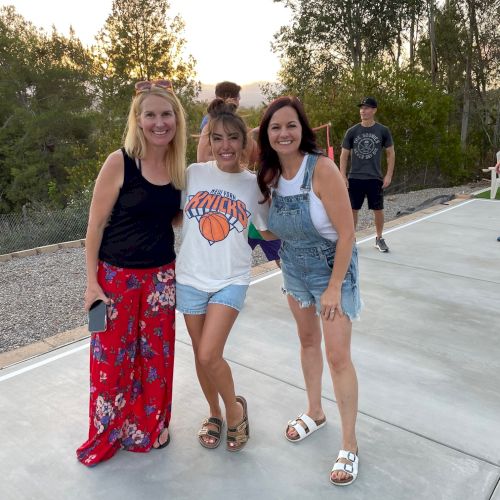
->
[[284, 412, 326, 442], [330, 449, 359, 486]]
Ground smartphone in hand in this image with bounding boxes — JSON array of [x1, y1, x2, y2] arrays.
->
[[88, 300, 107, 333]]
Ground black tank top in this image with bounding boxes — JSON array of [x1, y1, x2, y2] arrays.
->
[[99, 149, 181, 268]]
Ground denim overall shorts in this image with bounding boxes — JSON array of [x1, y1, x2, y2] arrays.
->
[[268, 154, 361, 320]]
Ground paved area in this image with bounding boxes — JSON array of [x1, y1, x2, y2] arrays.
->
[[1, 198, 499, 500]]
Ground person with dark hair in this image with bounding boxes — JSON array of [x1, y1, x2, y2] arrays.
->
[[176, 99, 273, 452], [77, 80, 186, 466], [197, 81, 257, 166], [257, 96, 362, 486], [339, 97, 395, 252], [199, 81, 242, 132], [198, 81, 280, 266]]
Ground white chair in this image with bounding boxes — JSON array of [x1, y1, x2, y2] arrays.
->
[[482, 151, 500, 199]]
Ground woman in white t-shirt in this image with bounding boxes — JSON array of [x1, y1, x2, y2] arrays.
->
[[176, 99, 272, 451]]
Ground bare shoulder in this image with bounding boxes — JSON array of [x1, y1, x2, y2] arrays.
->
[[314, 155, 341, 179], [103, 149, 125, 168], [96, 149, 125, 189], [99, 149, 124, 173], [313, 155, 343, 198]]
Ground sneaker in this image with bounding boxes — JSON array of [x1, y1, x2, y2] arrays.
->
[[375, 237, 389, 252]]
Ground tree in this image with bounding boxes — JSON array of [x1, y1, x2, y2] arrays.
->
[[459, 0, 500, 154], [272, 0, 421, 92], [427, 0, 438, 84], [89, 0, 200, 175], [0, 7, 98, 211], [417, 0, 500, 158], [0, 3, 204, 213], [94, 0, 199, 106], [418, 2, 467, 94]]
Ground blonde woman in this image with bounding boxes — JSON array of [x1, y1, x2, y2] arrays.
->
[[77, 80, 186, 466]]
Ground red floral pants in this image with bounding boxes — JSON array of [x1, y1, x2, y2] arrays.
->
[[77, 261, 176, 466]]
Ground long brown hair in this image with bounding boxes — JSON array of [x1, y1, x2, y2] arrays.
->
[[257, 96, 320, 201]]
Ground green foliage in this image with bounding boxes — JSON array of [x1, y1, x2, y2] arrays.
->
[[0, 2, 199, 214], [94, 0, 199, 107], [0, 6, 99, 211], [273, 0, 423, 91], [475, 189, 500, 200], [417, 2, 468, 94], [273, 0, 499, 191], [294, 63, 471, 190], [239, 106, 264, 129], [181, 99, 205, 165], [1, 0, 497, 217]]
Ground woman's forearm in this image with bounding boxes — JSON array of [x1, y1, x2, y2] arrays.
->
[[85, 223, 106, 286], [258, 229, 279, 241]]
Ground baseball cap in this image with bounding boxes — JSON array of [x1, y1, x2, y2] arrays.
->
[[358, 97, 378, 108]]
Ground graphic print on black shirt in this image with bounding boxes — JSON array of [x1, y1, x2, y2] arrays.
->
[[353, 132, 382, 160], [341, 123, 393, 180]]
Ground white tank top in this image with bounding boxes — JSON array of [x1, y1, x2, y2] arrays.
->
[[276, 155, 338, 242]]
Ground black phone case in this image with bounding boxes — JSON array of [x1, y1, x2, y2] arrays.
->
[[88, 300, 107, 333]]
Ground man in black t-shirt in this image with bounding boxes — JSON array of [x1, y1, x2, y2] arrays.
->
[[340, 97, 395, 252]]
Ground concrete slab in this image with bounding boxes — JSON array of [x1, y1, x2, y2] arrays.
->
[[358, 200, 500, 283], [431, 198, 499, 230], [353, 260, 500, 463], [1, 198, 499, 499], [183, 270, 500, 465], [1, 341, 498, 500], [0, 326, 89, 369]]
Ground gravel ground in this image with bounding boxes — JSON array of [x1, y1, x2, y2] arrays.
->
[[0, 181, 488, 354]]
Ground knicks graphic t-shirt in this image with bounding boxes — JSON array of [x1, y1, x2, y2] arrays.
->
[[176, 161, 269, 292], [342, 122, 393, 180]]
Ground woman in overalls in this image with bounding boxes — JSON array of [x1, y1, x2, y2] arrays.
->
[[257, 96, 362, 486]]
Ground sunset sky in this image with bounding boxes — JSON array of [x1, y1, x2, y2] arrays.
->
[[5, 0, 291, 84]]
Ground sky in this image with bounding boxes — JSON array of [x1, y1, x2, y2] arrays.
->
[[4, 0, 291, 84]]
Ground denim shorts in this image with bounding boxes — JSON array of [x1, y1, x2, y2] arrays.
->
[[176, 282, 249, 315], [280, 244, 361, 321]]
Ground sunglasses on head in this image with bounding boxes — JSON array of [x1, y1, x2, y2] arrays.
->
[[135, 79, 174, 95]]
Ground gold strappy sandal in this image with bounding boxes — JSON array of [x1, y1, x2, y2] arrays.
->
[[226, 396, 249, 452]]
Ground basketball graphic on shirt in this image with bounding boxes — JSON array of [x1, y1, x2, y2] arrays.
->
[[199, 212, 230, 244], [185, 188, 252, 246]]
